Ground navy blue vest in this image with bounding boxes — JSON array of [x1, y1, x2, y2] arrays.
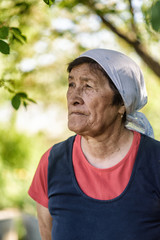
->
[[48, 134, 160, 240]]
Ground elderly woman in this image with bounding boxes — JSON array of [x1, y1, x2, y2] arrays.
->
[[28, 49, 160, 240]]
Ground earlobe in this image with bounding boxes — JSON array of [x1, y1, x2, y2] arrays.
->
[[118, 105, 126, 115]]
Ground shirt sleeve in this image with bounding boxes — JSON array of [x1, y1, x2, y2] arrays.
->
[[28, 147, 52, 208]]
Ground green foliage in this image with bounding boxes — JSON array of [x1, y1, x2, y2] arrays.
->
[[150, 0, 160, 32], [11, 27, 27, 44], [142, 0, 160, 34], [0, 124, 48, 210], [11, 92, 36, 110], [0, 128, 29, 169], [0, 121, 55, 210], [0, 78, 36, 110], [0, 39, 10, 54], [0, 25, 22, 55], [43, 0, 55, 7], [0, 23, 36, 109], [12, 94, 21, 110], [0, 27, 10, 54], [0, 2, 32, 109], [0, 26, 9, 39], [58, 0, 81, 9], [0, 128, 30, 208], [0, 26, 27, 55]]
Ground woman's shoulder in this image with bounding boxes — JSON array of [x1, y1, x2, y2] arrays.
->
[[139, 134, 160, 160], [141, 134, 160, 148], [49, 135, 76, 153]]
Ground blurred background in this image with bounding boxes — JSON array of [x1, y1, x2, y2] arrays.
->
[[0, 0, 160, 239]]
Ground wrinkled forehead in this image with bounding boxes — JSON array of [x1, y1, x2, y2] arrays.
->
[[69, 60, 110, 81], [68, 62, 113, 91]]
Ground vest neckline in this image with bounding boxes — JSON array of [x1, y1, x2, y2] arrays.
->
[[69, 133, 146, 203]]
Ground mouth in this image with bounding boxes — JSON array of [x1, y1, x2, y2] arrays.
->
[[70, 112, 85, 115], [69, 111, 87, 116]]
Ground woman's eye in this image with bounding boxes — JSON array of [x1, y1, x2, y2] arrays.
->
[[86, 84, 92, 88]]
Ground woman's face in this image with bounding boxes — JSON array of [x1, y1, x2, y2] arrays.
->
[[67, 63, 124, 138]]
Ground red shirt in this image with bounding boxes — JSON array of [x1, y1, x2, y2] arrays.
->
[[28, 131, 141, 207]]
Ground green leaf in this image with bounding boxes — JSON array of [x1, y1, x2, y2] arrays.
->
[[11, 28, 27, 44], [43, 0, 49, 4], [150, 0, 160, 32], [0, 27, 9, 39], [0, 40, 10, 54], [11, 94, 21, 110], [23, 101, 28, 108], [49, 0, 55, 6], [59, 0, 77, 9], [17, 92, 28, 98], [27, 98, 36, 104], [4, 86, 14, 93], [11, 92, 36, 110], [43, 0, 55, 7]]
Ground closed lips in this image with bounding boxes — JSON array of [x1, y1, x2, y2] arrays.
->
[[70, 112, 87, 115]]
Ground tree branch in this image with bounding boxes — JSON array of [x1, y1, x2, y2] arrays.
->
[[99, 14, 137, 45], [100, 14, 160, 77], [87, 1, 160, 78], [128, 0, 137, 33]]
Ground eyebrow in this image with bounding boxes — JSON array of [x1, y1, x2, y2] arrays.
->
[[68, 75, 95, 82], [80, 76, 93, 82]]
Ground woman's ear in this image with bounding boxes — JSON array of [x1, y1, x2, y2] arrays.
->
[[118, 105, 126, 116]]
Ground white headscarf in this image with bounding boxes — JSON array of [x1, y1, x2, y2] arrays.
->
[[78, 48, 154, 138]]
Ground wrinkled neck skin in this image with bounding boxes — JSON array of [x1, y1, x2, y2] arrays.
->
[[81, 124, 133, 169]]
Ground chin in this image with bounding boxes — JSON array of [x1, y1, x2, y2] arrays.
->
[[68, 123, 85, 135]]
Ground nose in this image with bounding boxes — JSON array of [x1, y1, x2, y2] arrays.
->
[[67, 86, 84, 106], [73, 96, 84, 106]]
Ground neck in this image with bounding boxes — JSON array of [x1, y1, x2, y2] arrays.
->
[[81, 126, 133, 168]]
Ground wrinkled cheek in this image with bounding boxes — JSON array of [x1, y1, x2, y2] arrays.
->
[[88, 112, 98, 125], [89, 112, 105, 129], [66, 92, 71, 106]]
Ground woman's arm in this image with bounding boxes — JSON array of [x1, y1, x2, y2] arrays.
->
[[36, 203, 52, 240]]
